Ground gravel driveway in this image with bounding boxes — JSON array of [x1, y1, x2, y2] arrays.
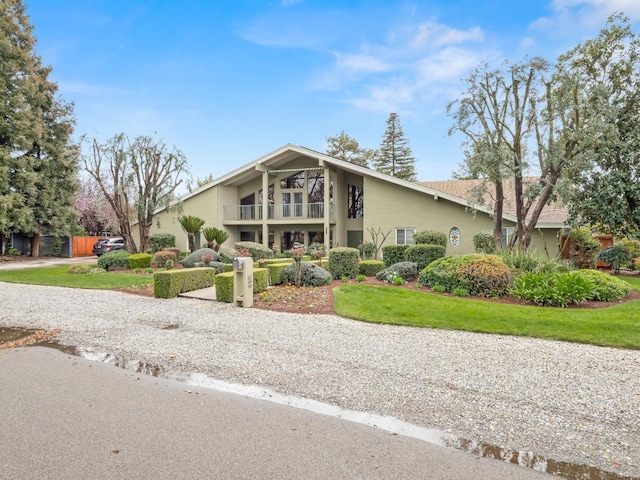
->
[[1, 282, 639, 478]]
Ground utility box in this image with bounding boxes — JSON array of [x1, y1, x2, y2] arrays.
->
[[233, 257, 253, 307]]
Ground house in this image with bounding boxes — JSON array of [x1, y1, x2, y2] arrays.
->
[[149, 144, 568, 256]]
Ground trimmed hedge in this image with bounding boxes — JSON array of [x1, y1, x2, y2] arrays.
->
[[97, 250, 131, 271], [267, 262, 290, 285], [214, 268, 268, 303], [128, 253, 152, 269], [414, 230, 447, 248], [381, 244, 410, 267], [282, 261, 332, 287], [148, 233, 175, 254], [358, 260, 386, 276], [154, 267, 216, 299], [405, 244, 445, 271], [234, 241, 273, 260], [328, 247, 360, 279], [181, 248, 220, 268]]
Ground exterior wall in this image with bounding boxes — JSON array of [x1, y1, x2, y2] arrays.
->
[[363, 177, 496, 255]]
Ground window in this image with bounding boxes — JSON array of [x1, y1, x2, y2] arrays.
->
[[396, 228, 415, 245], [240, 193, 255, 220], [258, 185, 274, 219], [280, 171, 304, 189], [347, 184, 363, 219], [502, 227, 514, 246], [449, 227, 460, 247]]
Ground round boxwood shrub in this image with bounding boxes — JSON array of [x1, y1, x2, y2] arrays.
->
[[218, 245, 237, 264], [67, 264, 91, 274], [128, 253, 152, 269], [358, 260, 386, 277], [456, 255, 511, 297], [97, 250, 131, 271], [181, 248, 220, 268], [473, 231, 496, 254], [375, 262, 418, 282], [414, 230, 447, 248], [405, 244, 446, 271], [282, 261, 332, 287], [234, 241, 273, 260], [574, 269, 631, 301], [381, 244, 410, 267], [328, 247, 360, 279], [418, 254, 484, 292]]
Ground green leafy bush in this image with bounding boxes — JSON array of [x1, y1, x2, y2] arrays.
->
[[358, 241, 376, 260], [500, 249, 572, 273], [181, 248, 220, 268], [620, 239, 640, 262], [358, 260, 386, 276], [148, 234, 175, 254], [97, 250, 131, 271], [89, 267, 106, 274], [154, 267, 215, 299], [165, 259, 174, 270], [218, 245, 237, 264], [511, 271, 593, 307], [234, 241, 273, 260], [282, 261, 332, 287], [206, 261, 225, 274], [306, 243, 327, 257], [452, 287, 470, 297], [414, 230, 447, 248], [574, 269, 631, 301], [376, 262, 418, 282], [128, 253, 151, 269], [381, 244, 410, 267], [406, 244, 446, 271], [598, 245, 632, 273], [356, 274, 366, 282], [67, 264, 91, 274], [328, 247, 360, 279], [473, 231, 496, 254], [152, 250, 177, 267], [266, 263, 291, 285], [214, 268, 268, 303], [418, 254, 482, 292], [566, 227, 601, 267], [456, 255, 511, 297]]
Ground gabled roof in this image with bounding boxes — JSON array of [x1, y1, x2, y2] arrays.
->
[[418, 178, 569, 227], [172, 144, 567, 227]]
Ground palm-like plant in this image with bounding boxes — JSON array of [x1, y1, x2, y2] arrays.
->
[[178, 215, 205, 252], [202, 226, 229, 252]]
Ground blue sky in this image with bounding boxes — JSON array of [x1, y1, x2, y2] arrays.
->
[[25, 0, 640, 185]]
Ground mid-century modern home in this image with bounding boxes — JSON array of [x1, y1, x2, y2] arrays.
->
[[149, 144, 568, 256]]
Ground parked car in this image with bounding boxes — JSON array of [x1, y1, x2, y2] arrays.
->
[[93, 237, 125, 256]]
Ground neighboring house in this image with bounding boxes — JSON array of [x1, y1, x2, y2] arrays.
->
[[150, 144, 568, 256]]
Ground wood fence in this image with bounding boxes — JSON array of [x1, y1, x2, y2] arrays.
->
[[72, 236, 101, 257]]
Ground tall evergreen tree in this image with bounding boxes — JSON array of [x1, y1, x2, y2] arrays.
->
[[372, 113, 417, 181], [0, 0, 77, 255]]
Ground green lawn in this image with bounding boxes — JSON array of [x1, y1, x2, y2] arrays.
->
[[334, 279, 640, 349], [0, 266, 154, 289]]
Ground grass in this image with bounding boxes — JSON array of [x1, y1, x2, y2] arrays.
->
[[334, 279, 640, 349], [0, 266, 154, 290]]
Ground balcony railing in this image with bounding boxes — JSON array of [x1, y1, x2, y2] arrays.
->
[[224, 203, 334, 222]]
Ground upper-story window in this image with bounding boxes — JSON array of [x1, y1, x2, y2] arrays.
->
[[281, 171, 304, 189], [307, 172, 333, 203], [347, 184, 363, 219]]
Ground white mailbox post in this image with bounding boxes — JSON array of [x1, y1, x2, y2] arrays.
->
[[232, 256, 253, 307]]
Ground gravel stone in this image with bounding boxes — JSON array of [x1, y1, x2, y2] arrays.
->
[[1, 282, 639, 477]]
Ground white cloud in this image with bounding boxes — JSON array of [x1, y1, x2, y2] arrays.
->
[[334, 52, 391, 74], [411, 21, 484, 49]]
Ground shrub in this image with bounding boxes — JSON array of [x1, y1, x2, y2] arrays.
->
[[282, 261, 332, 287], [452, 287, 470, 297], [128, 253, 152, 269], [358, 260, 386, 276], [306, 243, 326, 257], [376, 262, 418, 282], [328, 247, 360, 280], [356, 274, 366, 282], [89, 267, 106, 274], [152, 250, 177, 267], [266, 262, 292, 285], [381, 244, 410, 267], [500, 249, 572, 274], [181, 248, 220, 268], [208, 261, 225, 274], [358, 241, 376, 260], [97, 250, 131, 271], [456, 255, 511, 297], [566, 227, 601, 267], [148, 233, 175, 254], [473, 231, 496, 254], [598, 245, 632, 274], [154, 268, 215, 299], [67, 264, 91, 274], [431, 285, 445, 293], [574, 269, 631, 302], [635, 257, 640, 271], [234, 241, 273, 260], [405, 244, 446, 271], [218, 245, 237, 264], [144, 267, 154, 275], [165, 259, 174, 270], [620, 239, 640, 263], [163, 247, 182, 260], [418, 254, 482, 292], [511, 271, 593, 307], [214, 272, 234, 303], [414, 230, 447, 248]]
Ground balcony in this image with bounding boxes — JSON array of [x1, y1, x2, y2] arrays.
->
[[223, 203, 334, 222]]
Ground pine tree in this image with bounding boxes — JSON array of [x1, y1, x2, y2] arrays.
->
[[325, 130, 376, 167], [0, 0, 77, 255], [373, 113, 417, 181]]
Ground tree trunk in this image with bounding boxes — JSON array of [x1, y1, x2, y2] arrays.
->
[[493, 180, 504, 250], [0, 232, 5, 255], [30, 233, 40, 257]]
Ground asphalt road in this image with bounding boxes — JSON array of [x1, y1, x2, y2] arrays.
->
[[0, 347, 552, 480]]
